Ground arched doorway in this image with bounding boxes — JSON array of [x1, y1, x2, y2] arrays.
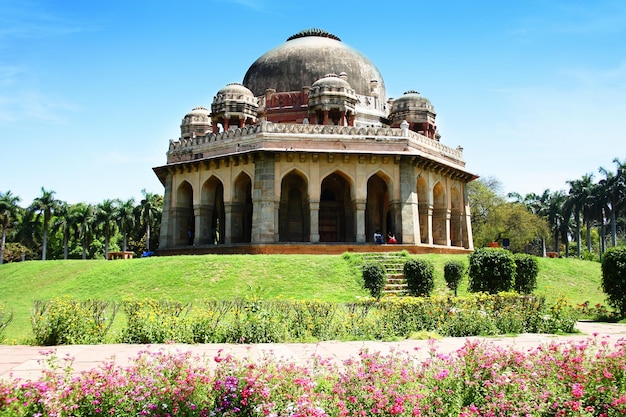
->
[[279, 171, 310, 242], [176, 181, 194, 246], [319, 172, 354, 242], [201, 176, 225, 244], [450, 186, 463, 247], [232, 172, 253, 243], [432, 182, 447, 245], [365, 173, 390, 242]]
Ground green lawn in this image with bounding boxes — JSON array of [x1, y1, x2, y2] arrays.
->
[[0, 253, 605, 343]]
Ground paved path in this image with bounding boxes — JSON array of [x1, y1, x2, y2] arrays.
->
[[1, 321, 625, 381]]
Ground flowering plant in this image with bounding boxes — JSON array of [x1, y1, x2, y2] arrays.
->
[[2, 335, 625, 416]]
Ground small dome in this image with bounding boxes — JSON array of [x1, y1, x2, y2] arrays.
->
[[181, 106, 211, 125], [390, 90, 435, 113], [185, 106, 210, 117], [214, 83, 256, 105], [311, 73, 352, 89], [181, 106, 211, 137]]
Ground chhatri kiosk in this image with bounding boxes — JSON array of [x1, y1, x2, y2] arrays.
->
[[153, 29, 476, 254]]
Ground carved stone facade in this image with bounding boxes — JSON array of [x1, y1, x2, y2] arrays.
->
[[153, 29, 476, 252]]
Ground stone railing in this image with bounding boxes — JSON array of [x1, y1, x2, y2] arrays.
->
[[166, 122, 463, 161]]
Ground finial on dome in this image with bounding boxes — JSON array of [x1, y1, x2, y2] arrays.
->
[[287, 28, 341, 42]]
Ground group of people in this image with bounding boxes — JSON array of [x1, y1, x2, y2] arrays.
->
[[374, 230, 397, 244]]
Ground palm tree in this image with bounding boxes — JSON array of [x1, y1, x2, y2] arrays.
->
[[73, 203, 96, 260], [565, 174, 594, 258], [0, 191, 21, 265], [591, 179, 610, 258], [117, 198, 136, 252], [598, 163, 621, 248], [610, 158, 626, 242], [545, 190, 567, 253], [13, 208, 40, 256], [30, 188, 60, 260], [96, 199, 119, 259], [51, 202, 71, 260], [135, 190, 162, 252]]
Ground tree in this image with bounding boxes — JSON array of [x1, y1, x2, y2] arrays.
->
[[96, 199, 119, 259], [545, 190, 567, 252], [0, 191, 21, 265], [476, 202, 550, 253], [117, 198, 136, 252], [12, 208, 40, 257], [29, 188, 60, 260], [135, 190, 162, 252], [51, 202, 75, 260], [565, 174, 594, 258], [73, 203, 96, 260], [509, 189, 553, 255], [467, 177, 505, 245], [600, 158, 626, 247]]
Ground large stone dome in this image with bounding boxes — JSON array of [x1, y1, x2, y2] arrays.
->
[[243, 29, 386, 101]]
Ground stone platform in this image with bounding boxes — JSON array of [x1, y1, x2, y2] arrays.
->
[[157, 243, 473, 256]]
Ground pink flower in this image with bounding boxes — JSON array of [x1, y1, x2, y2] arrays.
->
[[434, 369, 449, 380], [571, 383, 584, 399]]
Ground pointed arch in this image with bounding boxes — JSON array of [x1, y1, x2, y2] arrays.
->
[[450, 186, 464, 247], [366, 172, 391, 242], [432, 181, 447, 245], [175, 181, 194, 246], [279, 170, 310, 242], [320, 171, 355, 242], [201, 176, 225, 244], [232, 172, 253, 243]]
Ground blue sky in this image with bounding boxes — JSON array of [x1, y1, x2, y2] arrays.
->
[[1, 0, 624, 206]]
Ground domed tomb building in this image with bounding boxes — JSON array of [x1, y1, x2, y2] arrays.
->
[[153, 29, 476, 252]]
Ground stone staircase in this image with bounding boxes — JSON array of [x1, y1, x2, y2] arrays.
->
[[364, 253, 408, 295]]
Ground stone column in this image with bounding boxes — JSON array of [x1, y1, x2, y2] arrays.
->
[[323, 110, 329, 125], [223, 202, 233, 244], [171, 206, 190, 247], [427, 206, 434, 245], [445, 209, 452, 247], [158, 172, 173, 248], [194, 205, 210, 245], [354, 199, 366, 243], [464, 186, 474, 250], [309, 199, 320, 243], [399, 162, 419, 244], [251, 154, 276, 243]]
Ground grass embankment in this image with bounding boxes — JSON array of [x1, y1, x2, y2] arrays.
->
[[0, 253, 604, 343]]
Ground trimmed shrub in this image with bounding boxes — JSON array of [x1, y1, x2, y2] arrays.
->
[[468, 248, 516, 294], [444, 259, 466, 296], [404, 258, 435, 296], [513, 253, 539, 294], [362, 262, 386, 299], [601, 246, 626, 317]]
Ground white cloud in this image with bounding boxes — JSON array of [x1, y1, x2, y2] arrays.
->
[[0, 91, 76, 124]]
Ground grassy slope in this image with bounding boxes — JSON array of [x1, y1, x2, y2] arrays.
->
[[0, 254, 604, 342]]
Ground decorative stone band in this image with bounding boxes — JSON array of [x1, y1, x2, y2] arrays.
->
[[166, 121, 464, 165]]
